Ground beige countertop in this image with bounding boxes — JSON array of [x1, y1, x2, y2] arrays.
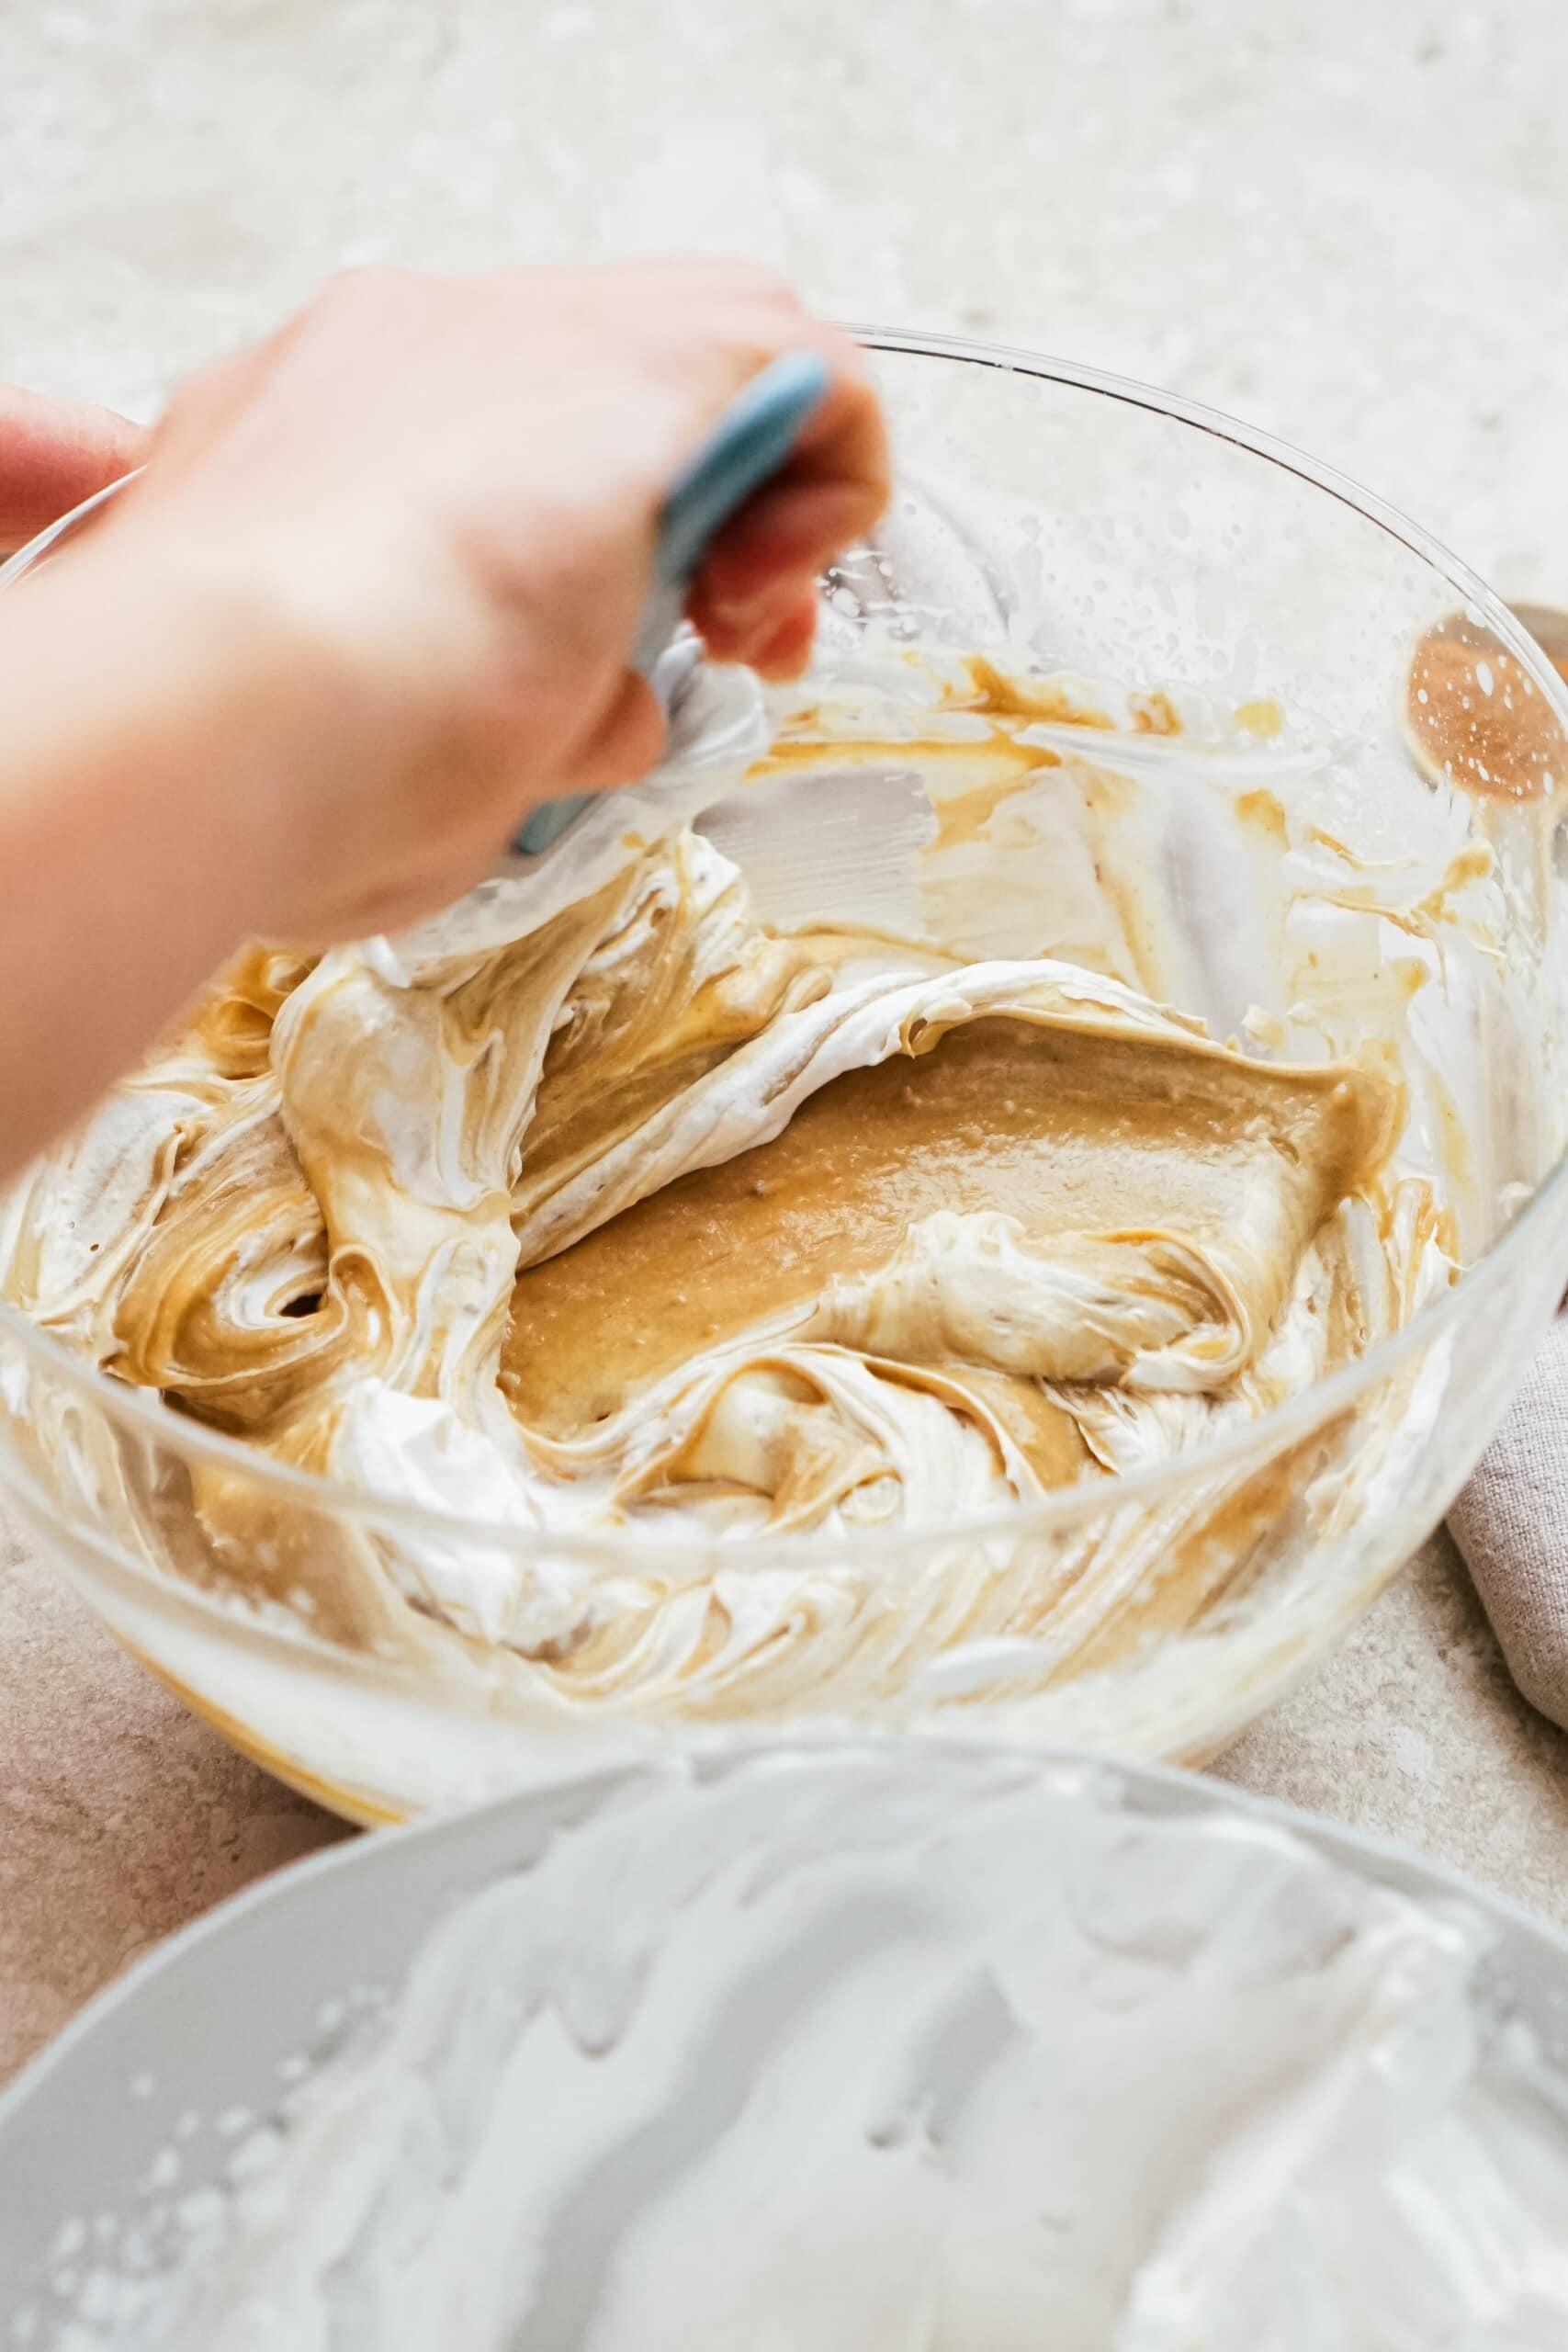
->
[[5, 1508, 1567, 2087], [3, 0, 1567, 2083]]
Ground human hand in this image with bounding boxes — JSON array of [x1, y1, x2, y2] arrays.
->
[[0, 263, 888, 1170], [96, 259, 890, 941]]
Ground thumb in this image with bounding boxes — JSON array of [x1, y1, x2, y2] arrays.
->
[[0, 384, 149, 556]]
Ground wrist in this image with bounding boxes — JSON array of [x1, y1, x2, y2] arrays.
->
[[0, 517, 366, 1153]]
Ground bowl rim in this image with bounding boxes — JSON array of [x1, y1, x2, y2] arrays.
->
[[4, 324, 1567, 1579]]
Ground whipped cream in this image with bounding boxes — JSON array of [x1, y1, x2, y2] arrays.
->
[[42, 1747, 1568, 2348]]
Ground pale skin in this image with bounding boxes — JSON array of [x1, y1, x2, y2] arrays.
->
[[0, 259, 891, 1179]]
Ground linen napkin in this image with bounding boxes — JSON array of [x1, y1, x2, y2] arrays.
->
[[1449, 1309, 1568, 1735]]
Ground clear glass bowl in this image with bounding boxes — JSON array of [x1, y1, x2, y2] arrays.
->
[[5, 331, 1568, 1826]]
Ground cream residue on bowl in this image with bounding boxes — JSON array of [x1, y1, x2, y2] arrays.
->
[[0, 642, 1521, 1732], [41, 1748, 1568, 2349]]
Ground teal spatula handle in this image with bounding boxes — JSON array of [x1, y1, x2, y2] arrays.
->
[[515, 349, 830, 856]]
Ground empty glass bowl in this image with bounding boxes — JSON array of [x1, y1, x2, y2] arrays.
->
[[5, 331, 1568, 1823]]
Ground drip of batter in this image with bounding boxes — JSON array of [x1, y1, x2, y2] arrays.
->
[[2, 660, 1456, 1708]]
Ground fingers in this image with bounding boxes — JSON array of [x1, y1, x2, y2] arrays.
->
[[705, 356, 891, 603], [0, 385, 149, 555], [744, 591, 821, 682], [685, 352, 890, 668], [562, 667, 669, 796]]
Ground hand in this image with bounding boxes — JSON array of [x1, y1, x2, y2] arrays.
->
[[102, 259, 890, 940], [0, 384, 147, 556], [0, 261, 889, 1172]]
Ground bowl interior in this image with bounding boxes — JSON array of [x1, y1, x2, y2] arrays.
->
[[5, 337, 1568, 1810]]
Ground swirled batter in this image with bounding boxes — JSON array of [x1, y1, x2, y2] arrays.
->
[[2, 657, 1461, 1722]]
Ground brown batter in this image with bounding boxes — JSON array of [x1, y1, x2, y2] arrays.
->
[[503, 1008, 1397, 1438], [3, 657, 1455, 1729]]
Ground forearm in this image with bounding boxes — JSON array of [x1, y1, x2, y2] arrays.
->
[[0, 535, 342, 1169]]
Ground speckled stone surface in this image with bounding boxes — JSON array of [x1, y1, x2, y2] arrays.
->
[[3, 0, 1567, 2085]]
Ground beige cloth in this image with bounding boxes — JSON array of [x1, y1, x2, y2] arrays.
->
[[1449, 1310, 1568, 1734]]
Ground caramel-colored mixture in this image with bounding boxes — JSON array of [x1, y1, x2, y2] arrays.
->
[[1, 666, 1457, 1718], [1404, 609, 1568, 804], [504, 1011, 1393, 1442]]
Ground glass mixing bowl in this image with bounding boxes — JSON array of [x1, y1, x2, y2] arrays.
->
[[5, 331, 1568, 1825]]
